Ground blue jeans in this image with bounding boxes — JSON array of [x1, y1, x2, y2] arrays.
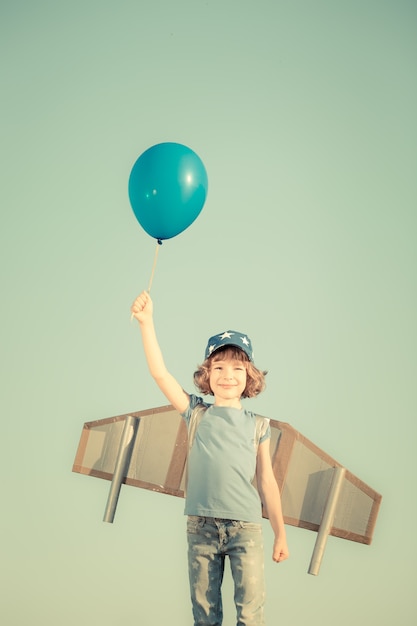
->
[[187, 516, 266, 626]]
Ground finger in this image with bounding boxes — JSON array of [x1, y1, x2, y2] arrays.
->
[[133, 298, 144, 310]]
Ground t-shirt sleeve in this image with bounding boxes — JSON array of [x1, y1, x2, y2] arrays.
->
[[259, 419, 271, 444], [180, 393, 206, 426]]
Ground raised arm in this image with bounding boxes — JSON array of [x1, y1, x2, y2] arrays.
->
[[131, 291, 190, 414]]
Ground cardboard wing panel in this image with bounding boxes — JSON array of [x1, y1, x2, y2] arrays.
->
[[73, 406, 381, 544], [270, 421, 381, 544], [73, 405, 187, 496]]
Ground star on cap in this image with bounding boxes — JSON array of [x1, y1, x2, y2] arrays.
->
[[204, 329, 254, 362]]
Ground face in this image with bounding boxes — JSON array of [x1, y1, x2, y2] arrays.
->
[[209, 357, 247, 406]]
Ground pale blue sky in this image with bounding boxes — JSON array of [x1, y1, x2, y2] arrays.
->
[[1, 1, 416, 624]]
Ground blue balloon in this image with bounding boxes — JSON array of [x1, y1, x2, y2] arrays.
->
[[128, 142, 208, 240]]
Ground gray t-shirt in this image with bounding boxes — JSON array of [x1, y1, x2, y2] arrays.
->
[[181, 394, 270, 523]]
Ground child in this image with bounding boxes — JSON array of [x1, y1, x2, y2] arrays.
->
[[131, 291, 289, 626]]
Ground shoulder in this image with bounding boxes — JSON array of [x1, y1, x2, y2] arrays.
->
[[242, 409, 270, 443], [181, 394, 211, 424]]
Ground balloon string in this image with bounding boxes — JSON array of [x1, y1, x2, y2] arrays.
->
[[131, 239, 162, 322], [147, 239, 162, 293]]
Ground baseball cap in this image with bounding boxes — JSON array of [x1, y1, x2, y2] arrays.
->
[[204, 330, 254, 362]]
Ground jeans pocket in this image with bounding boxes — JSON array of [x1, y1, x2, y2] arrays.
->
[[187, 515, 205, 534], [238, 521, 262, 532]]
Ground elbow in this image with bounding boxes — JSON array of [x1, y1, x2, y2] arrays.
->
[[258, 479, 280, 504], [151, 368, 169, 384]]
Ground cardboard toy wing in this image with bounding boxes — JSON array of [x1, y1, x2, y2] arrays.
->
[[72, 404, 382, 574]]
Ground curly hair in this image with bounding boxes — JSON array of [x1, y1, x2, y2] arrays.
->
[[193, 346, 267, 398]]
